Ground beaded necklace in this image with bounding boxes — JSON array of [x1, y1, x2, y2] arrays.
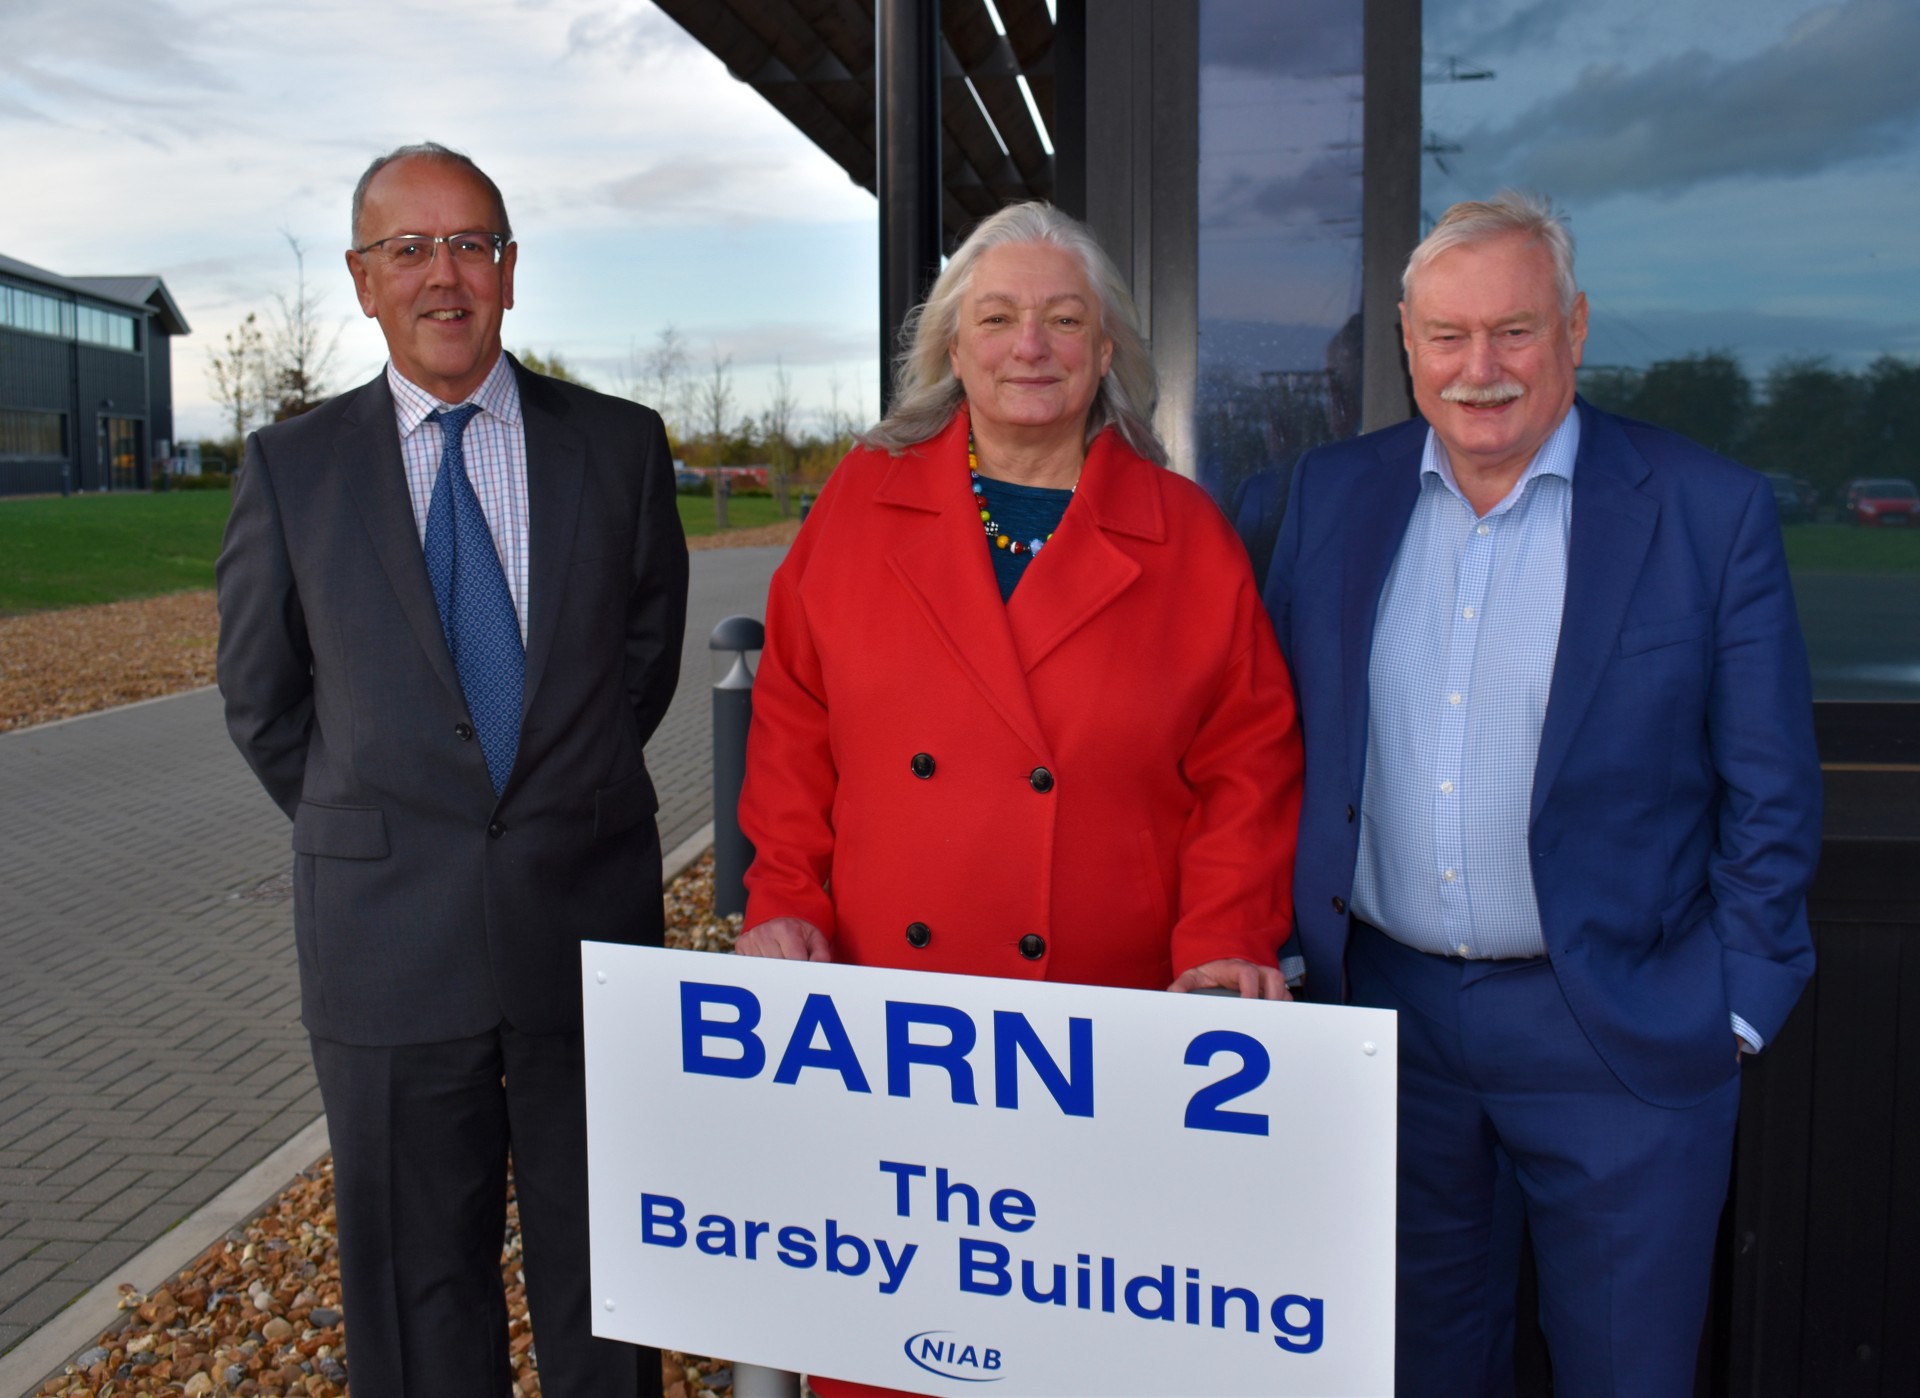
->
[[968, 431, 1073, 556]]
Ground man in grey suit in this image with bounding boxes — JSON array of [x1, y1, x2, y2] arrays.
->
[[217, 143, 687, 1397]]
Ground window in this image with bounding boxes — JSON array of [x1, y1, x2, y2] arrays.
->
[[1, 285, 138, 349], [1421, 0, 1920, 704], [0, 408, 66, 458], [76, 303, 138, 351]]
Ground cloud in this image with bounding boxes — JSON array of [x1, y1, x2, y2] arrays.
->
[[0, 0, 232, 104], [1452, 0, 1920, 199], [1585, 304, 1920, 372], [563, 2, 705, 68], [1200, 0, 1360, 77]]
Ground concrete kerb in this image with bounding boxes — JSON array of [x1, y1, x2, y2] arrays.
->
[[0, 1116, 331, 1398], [1, 828, 718, 1397]]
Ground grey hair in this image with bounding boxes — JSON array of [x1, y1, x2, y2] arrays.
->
[[1403, 190, 1577, 315], [860, 201, 1164, 465], [350, 142, 512, 249]]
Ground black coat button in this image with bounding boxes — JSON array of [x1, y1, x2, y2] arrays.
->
[[1019, 933, 1046, 960], [455, 722, 474, 741], [1345, 804, 1355, 823], [488, 821, 505, 839], [906, 921, 932, 948], [1331, 895, 1346, 914], [911, 753, 935, 779], [1028, 767, 1054, 794]]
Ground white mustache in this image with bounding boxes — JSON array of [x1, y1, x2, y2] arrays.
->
[[1441, 380, 1526, 406]]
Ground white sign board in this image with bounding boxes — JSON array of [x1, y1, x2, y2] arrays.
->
[[583, 945, 1396, 1396]]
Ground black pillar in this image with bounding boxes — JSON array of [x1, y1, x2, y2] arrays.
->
[[875, 0, 943, 415]]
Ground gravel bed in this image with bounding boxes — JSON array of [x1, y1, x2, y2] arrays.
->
[[34, 854, 749, 1398]]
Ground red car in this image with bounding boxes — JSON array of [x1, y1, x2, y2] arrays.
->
[[1841, 478, 1919, 527]]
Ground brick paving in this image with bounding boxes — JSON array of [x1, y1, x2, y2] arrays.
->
[[0, 545, 781, 1360]]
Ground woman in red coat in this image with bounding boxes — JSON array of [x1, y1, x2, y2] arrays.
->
[[735, 202, 1304, 1395]]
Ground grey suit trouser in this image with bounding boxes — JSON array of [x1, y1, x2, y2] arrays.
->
[[311, 1024, 662, 1398]]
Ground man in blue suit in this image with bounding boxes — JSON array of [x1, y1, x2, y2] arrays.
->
[[1265, 192, 1820, 1396]]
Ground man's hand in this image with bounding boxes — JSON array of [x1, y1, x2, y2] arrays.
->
[[1169, 958, 1292, 1001], [735, 917, 833, 961]]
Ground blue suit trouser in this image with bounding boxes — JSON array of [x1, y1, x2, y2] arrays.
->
[[1346, 923, 1739, 1398]]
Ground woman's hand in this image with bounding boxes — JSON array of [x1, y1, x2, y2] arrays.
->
[[1168, 958, 1292, 1000], [735, 917, 834, 961]]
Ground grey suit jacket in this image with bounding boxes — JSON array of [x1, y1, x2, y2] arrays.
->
[[217, 358, 690, 1045]]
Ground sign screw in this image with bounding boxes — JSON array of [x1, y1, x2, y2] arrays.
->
[[1362, 1041, 1378, 1056], [596, 971, 608, 984]]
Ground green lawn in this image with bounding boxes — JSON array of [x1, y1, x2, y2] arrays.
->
[[0, 487, 793, 614], [1782, 522, 1920, 573], [676, 493, 792, 537], [0, 491, 234, 613]]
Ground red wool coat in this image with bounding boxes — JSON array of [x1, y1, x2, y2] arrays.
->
[[740, 408, 1303, 991]]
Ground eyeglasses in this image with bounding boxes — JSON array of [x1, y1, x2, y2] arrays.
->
[[352, 231, 507, 269]]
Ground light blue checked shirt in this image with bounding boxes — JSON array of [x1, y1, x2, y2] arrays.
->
[[1350, 409, 1579, 961], [389, 354, 530, 644]]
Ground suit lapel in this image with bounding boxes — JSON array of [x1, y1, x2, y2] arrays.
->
[[882, 412, 1053, 761], [1342, 424, 1425, 793], [338, 376, 466, 706], [516, 362, 587, 722], [1531, 401, 1658, 822], [1005, 429, 1150, 673]]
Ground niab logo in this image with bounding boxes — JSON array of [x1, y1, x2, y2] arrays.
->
[[903, 1330, 1007, 1383]]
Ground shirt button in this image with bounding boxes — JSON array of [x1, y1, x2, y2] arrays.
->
[[1028, 767, 1054, 794], [905, 921, 932, 948], [1449, 692, 1463, 706], [1476, 523, 1490, 536], [1458, 943, 1472, 957], [1462, 606, 1476, 620], [1442, 868, 1456, 882], [910, 752, 935, 779], [488, 821, 505, 839], [1440, 780, 1454, 794], [454, 722, 474, 741], [1018, 933, 1046, 960]]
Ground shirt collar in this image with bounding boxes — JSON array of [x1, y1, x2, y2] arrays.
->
[[1420, 403, 1581, 517], [387, 351, 523, 437]]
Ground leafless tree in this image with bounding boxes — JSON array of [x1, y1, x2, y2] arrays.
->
[[761, 357, 800, 514], [696, 345, 736, 464], [265, 233, 341, 420], [627, 326, 693, 447], [206, 311, 269, 453]]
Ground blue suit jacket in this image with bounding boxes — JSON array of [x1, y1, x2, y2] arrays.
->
[[1265, 399, 1820, 1108]]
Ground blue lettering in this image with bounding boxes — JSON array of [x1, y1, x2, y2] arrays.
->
[[695, 1215, 736, 1256], [959, 1239, 1011, 1296], [989, 1187, 1035, 1233], [641, 1193, 686, 1247], [1125, 1265, 1176, 1321], [983, 1349, 1001, 1371], [936, 1167, 980, 1226], [825, 1218, 870, 1276], [878, 1160, 927, 1216], [993, 1011, 1094, 1116], [772, 993, 872, 1092], [957, 1345, 978, 1367], [885, 1001, 978, 1103], [1212, 1285, 1259, 1332], [680, 982, 765, 1079], [1272, 1295, 1324, 1353], [777, 1225, 818, 1269], [917, 1338, 946, 1362]]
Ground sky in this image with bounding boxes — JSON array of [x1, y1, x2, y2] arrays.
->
[[1421, 0, 1920, 374], [1, 0, 882, 441]]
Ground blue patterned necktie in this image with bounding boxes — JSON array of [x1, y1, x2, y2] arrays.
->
[[423, 404, 523, 793]]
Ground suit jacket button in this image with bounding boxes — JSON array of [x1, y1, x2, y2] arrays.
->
[[1019, 933, 1046, 960], [488, 821, 505, 839], [911, 753, 936, 779], [1345, 804, 1355, 823], [906, 921, 932, 948], [1331, 895, 1346, 914], [1028, 766, 1054, 794], [455, 722, 474, 741]]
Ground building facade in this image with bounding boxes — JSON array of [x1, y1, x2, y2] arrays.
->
[[0, 252, 190, 497]]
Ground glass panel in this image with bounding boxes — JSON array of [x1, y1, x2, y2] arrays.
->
[[1195, 0, 1368, 589], [0, 409, 65, 458], [105, 417, 140, 489], [1421, 0, 1920, 702]]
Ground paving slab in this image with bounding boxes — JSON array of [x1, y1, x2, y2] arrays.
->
[[0, 545, 781, 1370]]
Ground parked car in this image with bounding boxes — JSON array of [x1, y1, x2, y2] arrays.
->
[[1840, 477, 1919, 527], [1762, 471, 1819, 524]]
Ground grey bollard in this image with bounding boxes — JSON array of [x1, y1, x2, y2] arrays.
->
[[730, 1362, 802, 1398], [710, 614, 764, 918]]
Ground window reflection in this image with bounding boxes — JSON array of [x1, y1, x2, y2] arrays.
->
[[1422, 0, 1920, 699], [1195, 0, 1367, 589]]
